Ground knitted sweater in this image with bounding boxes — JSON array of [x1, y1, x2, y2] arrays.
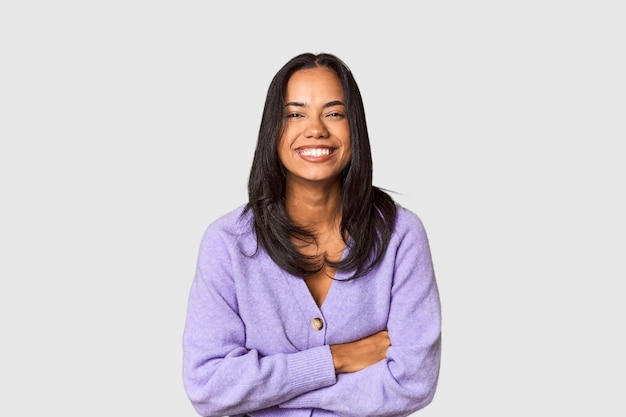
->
[[182, 204, 441, 417]]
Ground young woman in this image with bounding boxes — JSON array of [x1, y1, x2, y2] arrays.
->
[[182, 52, 441, 417]]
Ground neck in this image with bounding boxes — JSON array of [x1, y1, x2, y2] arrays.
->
[[284, 180, 342, 233]]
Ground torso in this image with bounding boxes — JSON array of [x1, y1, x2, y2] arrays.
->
[[301, 231, 345, 307], [304, 267, 335, 307]]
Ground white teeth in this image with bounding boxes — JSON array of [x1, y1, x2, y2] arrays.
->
[[300, 148, 331, 157]]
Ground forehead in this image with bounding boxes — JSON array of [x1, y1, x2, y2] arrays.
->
[[285, 67, 344, 100]]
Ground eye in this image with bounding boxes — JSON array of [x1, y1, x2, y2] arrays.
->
[[326, 111, 346, 119]]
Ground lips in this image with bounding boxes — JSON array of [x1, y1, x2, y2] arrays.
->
[[295, 146, 337, 162]]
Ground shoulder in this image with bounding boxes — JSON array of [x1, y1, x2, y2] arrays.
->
[[199, 204, 255, 253], [206, 204, 252, 233], [391, 204, 430, 246], [394, 204, 427, 232]]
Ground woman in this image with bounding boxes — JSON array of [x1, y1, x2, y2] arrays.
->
[[182, 52, 441, 417]]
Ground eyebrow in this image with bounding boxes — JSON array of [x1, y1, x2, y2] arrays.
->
[[285, 100, 345, 108]]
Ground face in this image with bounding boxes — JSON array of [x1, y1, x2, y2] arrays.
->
[[278, 66, 351, 187]]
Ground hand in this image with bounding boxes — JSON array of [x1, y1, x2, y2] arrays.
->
[[330, 330, 391, 373]]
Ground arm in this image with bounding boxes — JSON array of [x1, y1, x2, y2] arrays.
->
[[280, 212, 442, 417], [182, 226, 337, 417], [330, 330, 391, 373]]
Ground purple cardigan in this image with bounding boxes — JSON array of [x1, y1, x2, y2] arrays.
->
[[182, 204, 441, 417]]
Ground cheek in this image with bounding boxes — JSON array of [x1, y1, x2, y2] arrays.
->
[[276, 135, 292, 164], [343, 136, 352, 159], [278, 126, 296, 148], [343, 148, 353, 167]]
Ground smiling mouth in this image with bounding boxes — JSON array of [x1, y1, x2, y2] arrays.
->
[[296, 147, 335, 157]]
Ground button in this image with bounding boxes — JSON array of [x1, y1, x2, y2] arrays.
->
[[311, 317, 324, 331]]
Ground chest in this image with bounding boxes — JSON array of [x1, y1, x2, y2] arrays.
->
[[234, 256, 393, 355]]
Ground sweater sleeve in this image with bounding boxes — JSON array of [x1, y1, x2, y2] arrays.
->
[[279, 211, 442, 417], [182, 224, 337, 417]]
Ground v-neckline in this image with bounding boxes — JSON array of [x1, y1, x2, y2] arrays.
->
[[285, 242, 351, 314]]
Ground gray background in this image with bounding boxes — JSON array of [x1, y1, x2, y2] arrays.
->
[[1, 1, 624, 415]]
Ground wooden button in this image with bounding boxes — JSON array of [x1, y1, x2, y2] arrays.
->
[[311, 317, 324, 331]]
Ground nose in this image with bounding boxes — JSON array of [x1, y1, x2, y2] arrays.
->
[[304, 117, 329, 139]]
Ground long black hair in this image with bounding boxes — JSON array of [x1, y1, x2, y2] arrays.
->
[[243, 52, 397, 280]]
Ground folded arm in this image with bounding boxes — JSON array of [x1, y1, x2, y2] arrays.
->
[[280, 215, 442, 417]]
